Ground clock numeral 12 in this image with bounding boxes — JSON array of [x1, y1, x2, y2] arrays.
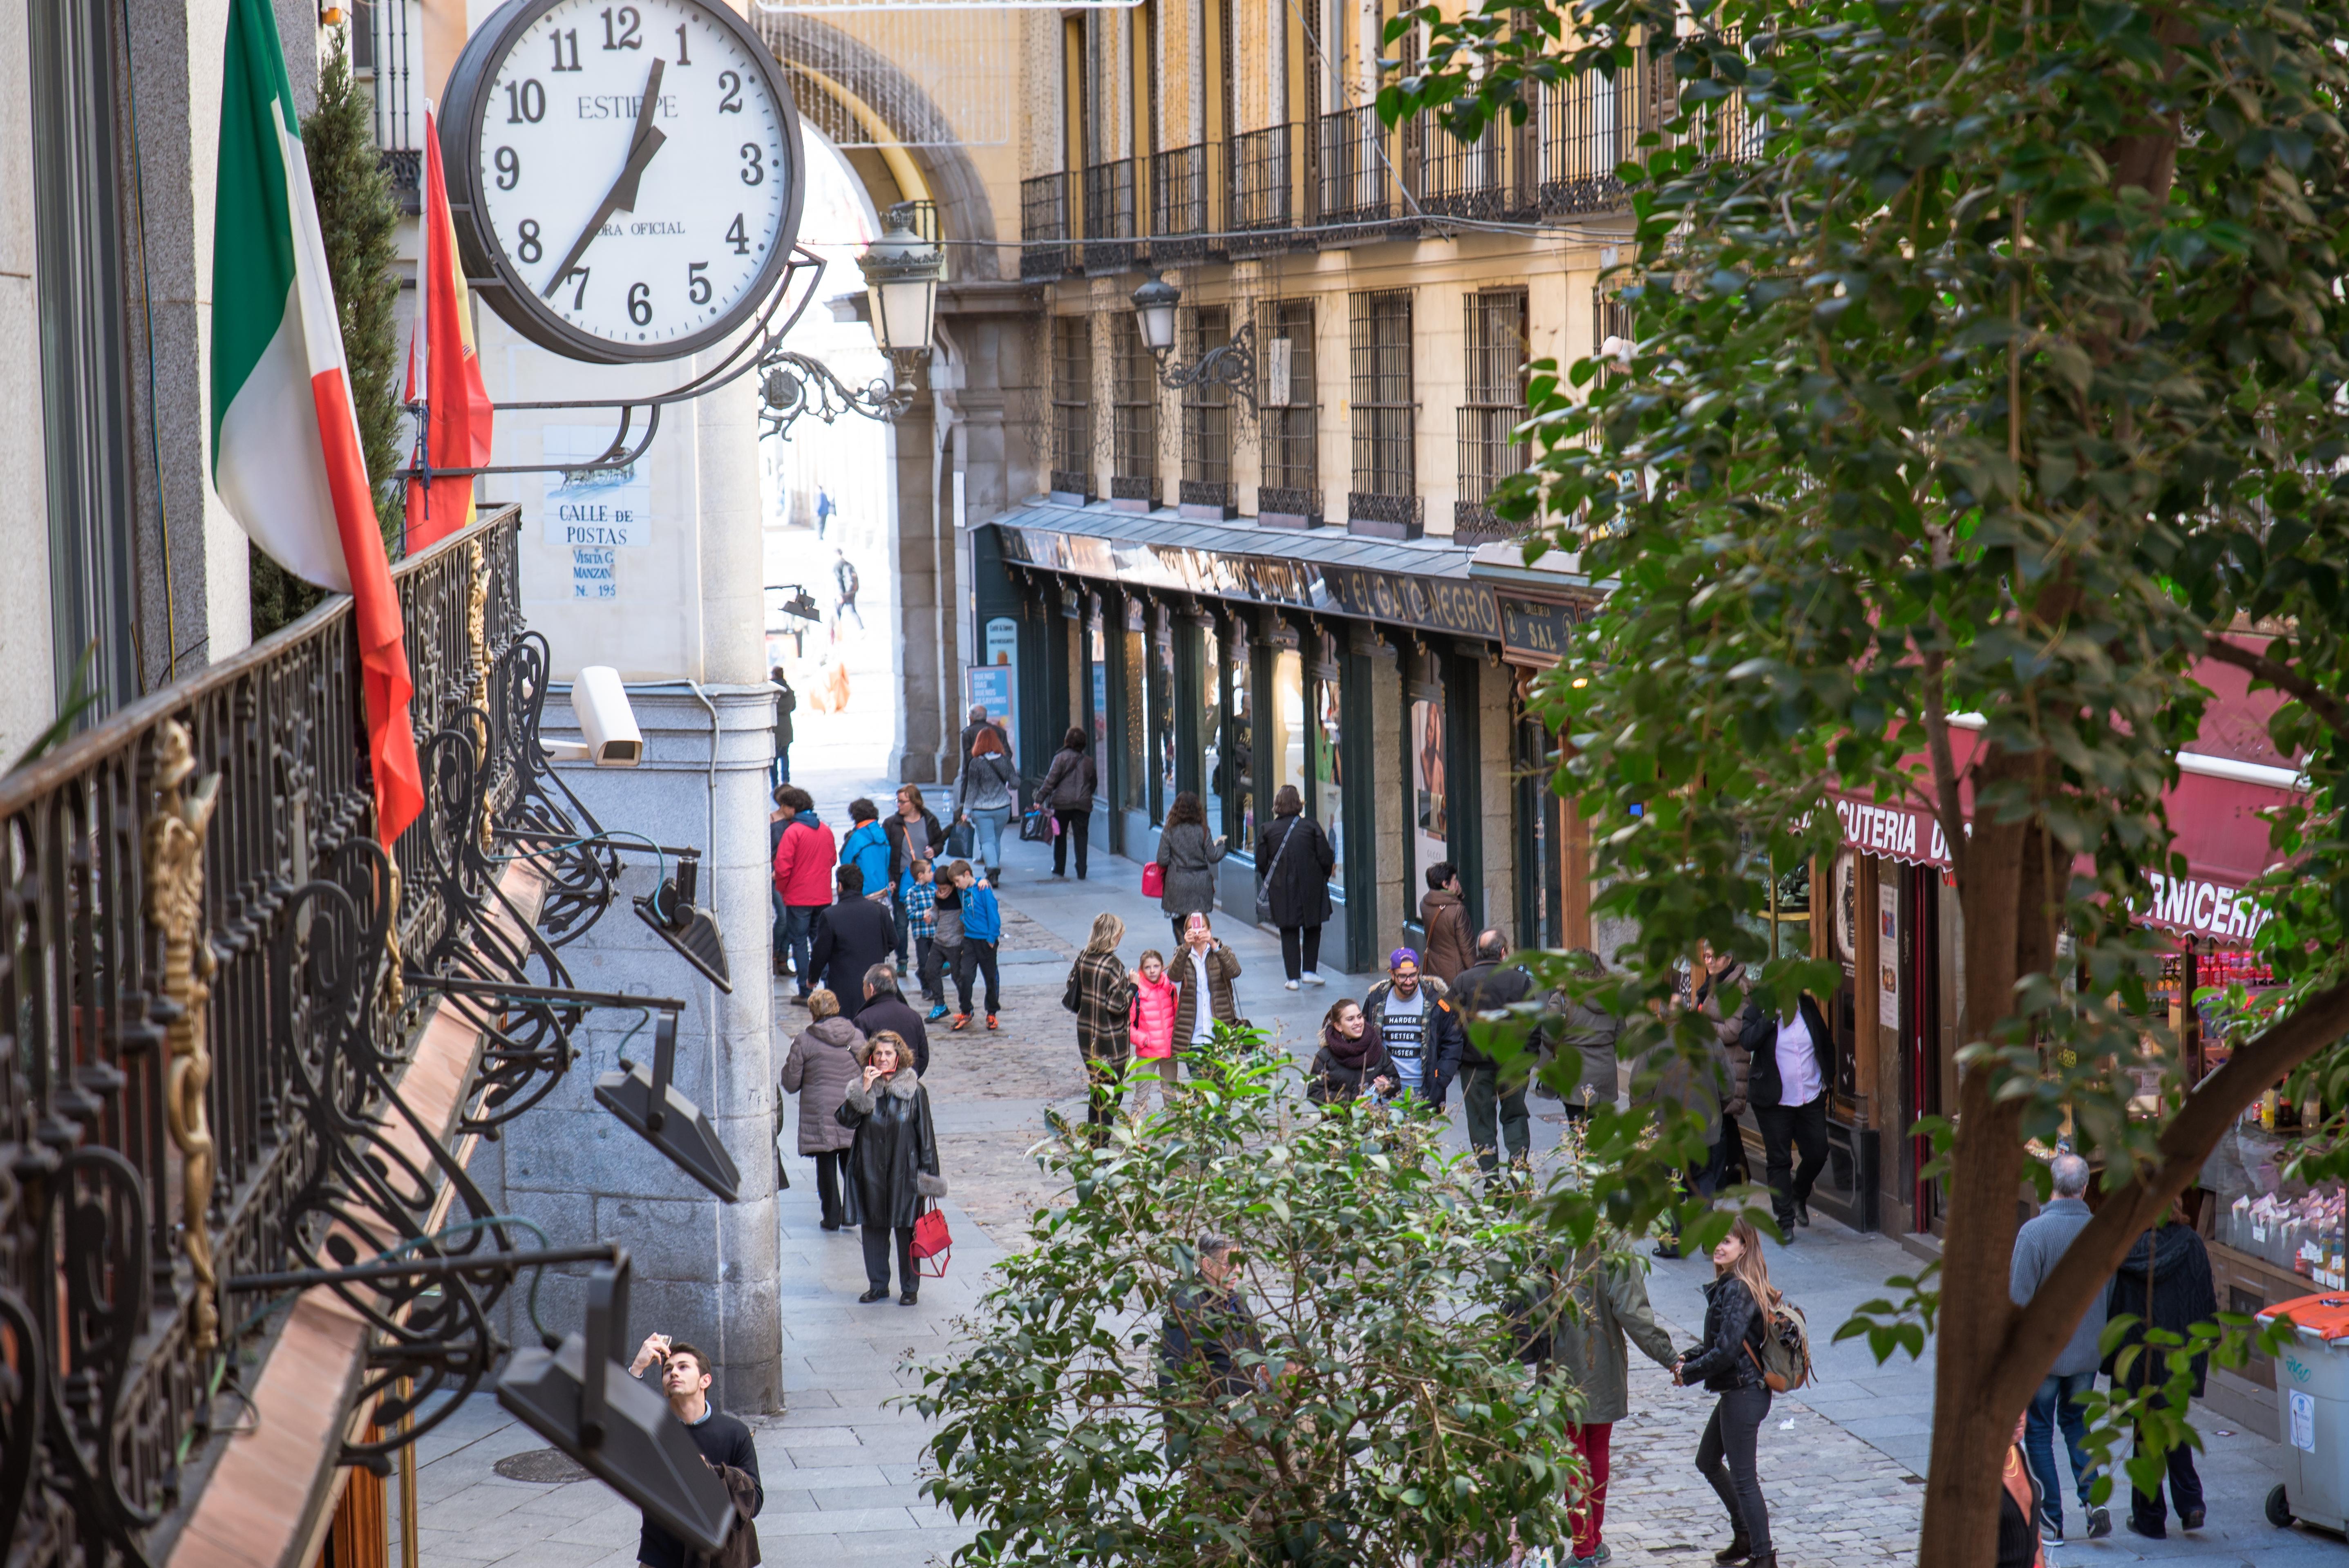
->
[[602, 6, 642, 50], [550, 29, 580, 71], [725, 215, 749, 255], [688, 262, 711, 305]]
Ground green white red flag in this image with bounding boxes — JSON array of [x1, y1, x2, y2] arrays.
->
[[210, 0, 421, 848]]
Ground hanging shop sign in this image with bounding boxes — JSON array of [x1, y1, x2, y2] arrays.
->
[[1494, 592, 1602, 666]]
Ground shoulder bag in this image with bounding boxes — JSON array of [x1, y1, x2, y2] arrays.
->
[[1255, 816, 1307, 925]]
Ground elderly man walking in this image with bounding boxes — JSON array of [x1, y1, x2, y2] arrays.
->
[[2009, 1152, 2113, 1541]]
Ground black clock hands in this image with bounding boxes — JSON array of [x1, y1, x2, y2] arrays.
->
[[541, 56, 668, 300]]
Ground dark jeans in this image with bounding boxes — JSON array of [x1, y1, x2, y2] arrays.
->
[[2128, 1399, 2203, 1530], [892, 890, 910, 967], [953, 940, 1000, 1014], [1278, 923, 1322, 981], [771, 889, 787, 972], [1461, 1066, 1530, 1172], [1696, 1385, 1773, 1550], [2027, 1369, 2102, 1532], [781, 904, 824, 995], [860, 1222, 915, 1291], [1051, 809, 1090, 877], [1754, 1095, 1829, 1225], [812, 1150, 848, 1228], [770, 750, 790, 787], [914, 936, 941, 1002]]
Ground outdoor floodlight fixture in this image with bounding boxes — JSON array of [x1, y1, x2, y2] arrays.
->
[[1129, 273, 1259, 412], [498, 1252, 738, 1556], [768, 583, 822, 622], [595, 1009, 743, 1201], [634, 850, 732, 993]]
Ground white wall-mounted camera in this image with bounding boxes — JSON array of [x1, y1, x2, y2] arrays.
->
[[544, 665, 644, 767]]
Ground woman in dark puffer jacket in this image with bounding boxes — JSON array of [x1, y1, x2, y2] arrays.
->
[[1674, 1215, 1779, 1568]]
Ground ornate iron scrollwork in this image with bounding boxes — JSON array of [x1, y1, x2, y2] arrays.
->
[[143, 720, 222, 1356]]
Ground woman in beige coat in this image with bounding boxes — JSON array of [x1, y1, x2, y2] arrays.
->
[[781, 989, 864, 1231]]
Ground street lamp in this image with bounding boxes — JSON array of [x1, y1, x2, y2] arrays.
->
[[1128, 273, 1257, 412], [758, 202, 946, 441]]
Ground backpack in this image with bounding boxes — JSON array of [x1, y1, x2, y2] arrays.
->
[[1745, 1294, 1812, 1393]]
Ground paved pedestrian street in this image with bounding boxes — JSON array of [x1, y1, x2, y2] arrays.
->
[[404, 767, 2337, 1568]]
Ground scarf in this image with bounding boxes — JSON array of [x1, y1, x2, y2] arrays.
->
[[1324, 1019, 1381, 1070]]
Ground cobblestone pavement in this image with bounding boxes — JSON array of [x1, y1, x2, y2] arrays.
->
[[399, 738, 2338, 1568]]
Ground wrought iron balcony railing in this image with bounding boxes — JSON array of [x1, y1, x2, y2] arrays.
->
[[1020, 171, 1074, 280], [1228, 123, 1304, 251], [1415, 115, 1536, 223], [1150, 142, 1220, 264], [1081, 158, 1137, 272]]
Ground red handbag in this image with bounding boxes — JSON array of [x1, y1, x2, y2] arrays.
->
[[912, 1205, 953, 1277], [1142, 862, 1165, 898]]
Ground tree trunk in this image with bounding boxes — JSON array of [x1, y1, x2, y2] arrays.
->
[[1916, 744, 2055, 1568]]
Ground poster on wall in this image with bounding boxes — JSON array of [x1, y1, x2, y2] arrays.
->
[[1878, 882, 1901, 1029], [968, 664, 1016, 767], [541, 426, 650, 548], [983, 617, 1018, 667], [1411, 697, 1448, 891]]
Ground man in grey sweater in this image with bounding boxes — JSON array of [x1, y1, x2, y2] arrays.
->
[[2009, 1152, 2112, 1541]]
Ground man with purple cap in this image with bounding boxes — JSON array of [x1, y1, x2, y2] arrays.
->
[[1360, 947, 1465, 1107]]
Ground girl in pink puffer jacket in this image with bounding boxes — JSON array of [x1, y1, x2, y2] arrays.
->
[[1128, 950, 1180, 1107]]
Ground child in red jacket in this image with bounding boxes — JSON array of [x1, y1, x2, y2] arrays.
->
[[1128, 950, 1180, 1109]]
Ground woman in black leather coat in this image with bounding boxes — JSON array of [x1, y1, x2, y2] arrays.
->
[[1674, 1215, 1778, 1568]]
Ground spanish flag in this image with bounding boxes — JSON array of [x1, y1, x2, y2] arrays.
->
[[406, 103, 496, 550]]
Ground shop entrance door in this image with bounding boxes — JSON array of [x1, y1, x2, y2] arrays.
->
[[1902, 863, 1948, 1234]]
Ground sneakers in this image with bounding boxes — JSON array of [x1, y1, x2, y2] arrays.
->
[[1301, 971, 1327, 986], [857, 1286, 890, 1304], [1284, 979, 1300, 991], [926, 1003, 949, 1021], [2085, 1505, 2112, 1539], [985, 1013, 999, 1031], [2037, 1510, 2063, 1543], [951, 1013, 971, 1031]]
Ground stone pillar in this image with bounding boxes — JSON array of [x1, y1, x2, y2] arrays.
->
[[891, 383, 943, 784]]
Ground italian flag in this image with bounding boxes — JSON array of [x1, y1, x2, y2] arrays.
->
[[211, 0, 421, 848]]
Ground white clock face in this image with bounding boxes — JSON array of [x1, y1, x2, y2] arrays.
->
[[469, 0, 796, 356]]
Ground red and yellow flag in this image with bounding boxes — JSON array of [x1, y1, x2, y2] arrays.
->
[[406, 104, 495, 550]]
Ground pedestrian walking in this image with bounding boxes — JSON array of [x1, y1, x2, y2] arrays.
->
[[770, 666, 795, 787], [2009, 1152, 2112, 1541], [1361, 948, 1465, 1108], [1168, 913, 1242, 1065], [2105, 1201, 2217, 1539], [884, 785, 945, 967], [1417, 861, 1475, 984], [1255, 785, 1334, 989], [1674, 1215, 1780, 1568], [834, 1031, 945, 1305], [1747, 985, 1832, 1240], [928, 866, 965, 1022], [1695, 947, 1758, 1189], [779, 989, 864, 1231], [1154, 791, 1227, 947], [1037, 727, 1099, 879], [1541, 1245, 1680, 1568], [856, 962, 931, 1076], [771, 787, 836, 1003], [1639, 1009, 1734, 1260], [904, 858, 943, 1008], [832, 548, 864, 632], [947, 861, 1002, 1031], [1063, 913, 1135, 1133], [810, 865, 896, 1019], [620, 1336, 763, 1568], [954, 730, 1019, 885], [1128, 949, 1180, 1108], [1306, 998, 1392, 1105], [815, 483, 835, 539], [1552, 947, 1622, 1119], [840, 799, 893, 903], [768, 786, 792, 979], [1452, 928, 1537, 1177], [960, 703, 1011, 760]]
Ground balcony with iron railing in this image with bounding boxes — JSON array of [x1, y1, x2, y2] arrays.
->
[[1317, 105, 1397, 231], [1415, 116, 1537, 224], [1021, 171, 1074, 279], [1150, 142, 1221, 264], [1081, 159, 1137, 273], [0, 506, 749, 1568], [1228, 123, 1306, 253]]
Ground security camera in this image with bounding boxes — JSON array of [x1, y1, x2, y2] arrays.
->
[[573, 667, 643, 767]]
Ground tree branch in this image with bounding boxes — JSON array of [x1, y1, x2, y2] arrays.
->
[[1987, 975, 2349, 1418], [2201, 637, 2349, 741]]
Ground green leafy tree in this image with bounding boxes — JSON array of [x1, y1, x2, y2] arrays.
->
[[1385, 1, 2349, 1562], [254, 33, 406, 637], [911, 1032, 1594, 1566]]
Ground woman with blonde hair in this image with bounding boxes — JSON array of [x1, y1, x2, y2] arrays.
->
[[1673, 1214, 1781, 1567], [779, 988, 865, 1230], [1062, 912, 1133, 1135]]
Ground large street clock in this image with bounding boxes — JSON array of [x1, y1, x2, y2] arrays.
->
[[441, 0, 805, 364]]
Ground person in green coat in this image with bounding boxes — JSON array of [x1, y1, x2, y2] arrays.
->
[[1535, 1249, 1680, 1567]]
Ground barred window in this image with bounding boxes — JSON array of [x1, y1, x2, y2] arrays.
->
[[1257, 298, 1319, 517], [1110, 314, 1157, 503], [1593, 287, 1633, 358], [1457, 289, 1528, 538], [1181, 304, 1233, 509], [1050, 315, 1092, 495], [1349, 289, 1414, 501]]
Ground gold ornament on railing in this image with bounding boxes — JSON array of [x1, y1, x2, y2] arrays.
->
[[145, 719, 222, 1353], [468, 543, 494, 851]]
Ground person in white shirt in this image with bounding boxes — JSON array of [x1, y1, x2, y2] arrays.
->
[[1745, 990, 1833, 1240]]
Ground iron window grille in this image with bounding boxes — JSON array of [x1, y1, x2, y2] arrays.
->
[[1349, 289, 1416, 512], [1456, 288, 1530, 543], [1081, 159, 1135, 271], [1180, 304, 1235, 511], [1257, 297, 1319, 518], [1110, 314, 1158, 504], [1593, 286, 1633, 358], [1022, 172, 1074, 279], [1050, 314, 1093, 497]]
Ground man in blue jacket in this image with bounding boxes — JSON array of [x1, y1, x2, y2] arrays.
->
[[2009, 1152, 2112, 1542], [839, 799, 893, 904]]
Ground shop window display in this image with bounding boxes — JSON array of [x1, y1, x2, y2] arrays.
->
[[1203, 623, 1226, 833], [1154, 611, 1177, 823], [1315, 637, 1345, 895], [1271, 649, 1305, 825], [1123, 621, 1148, 812], [1410, 657, 1449, 894], [1229, 636, 1256, 846], [1089, 608, 1109, 764]]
